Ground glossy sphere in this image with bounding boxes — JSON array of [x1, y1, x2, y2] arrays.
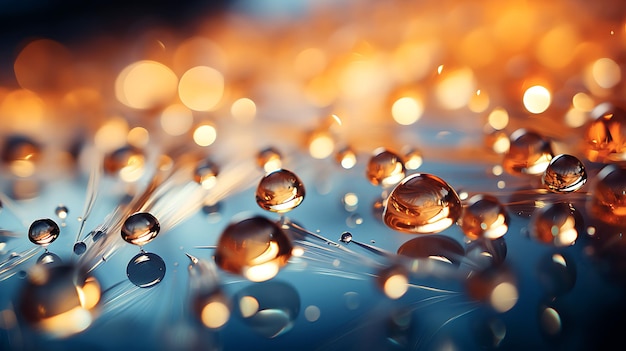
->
[[18, 264, 101, 338], [542, 154, 587, 193], [256, 147, 283, 173], [121, 212, 161, 246], [459, 194, 509, 240], [383, 173, 462, 234], [215, 216, 292, 282], [584, 103, 626, 162], [194, 158, 219, 189], [126, 251, 166, 288], [28, 218, 60, 246], [503, 129, 553, 175], [529, 202, 582, 247], [340, 232, 353, 243], [335, 146, 357, 169], [256, 169, 305, 213], [366, 148, 405, 187], [587, 164, 626, 226], [103, 145, 145, 182]]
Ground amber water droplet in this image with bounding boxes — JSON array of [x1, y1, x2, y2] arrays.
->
[[503, 129, 553, 175], [194, 158, 219, 189], [397, 236, 465, 267], [584, 103, 626, 162], [28, 218, 60, 246], [121, 212, 161, 246], [366, 148, 405, 187], [383, 173, 462, 234], [215, 216, 292, 282], [335, 146, 357, 169], [459, 194, 509, 240], [256, 169, 305, 213], [541, 154, 587, 193], [54, 204, 69, 220], [587, 164, 626, 226], [339, 232, 353, 243], [256, 147, 283, 173], [1, 135, 41, 177], [529, 202, 582, 247], [126, 251, 166, 288], [103, 145, 145, 181]]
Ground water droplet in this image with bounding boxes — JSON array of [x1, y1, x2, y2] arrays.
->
[[484, 130, 510, 154], [539, 306, 562, 338], [466, 267, 518, 313], [37, 252, 62, 266], [73, 241, 87, 255], [335, 146, 357, 169], [215, 216, 292, 282], [403, 147, 423, 170], [397, 236, 465, 267], [339, 231, 353, 243], [366, 148, 405, 187], [126, 251, 166, 288], [465, 237, 508, 270], [1, 135, 41, 178], [587, 164, 626, 226], [103, 145, 145, 182], [256, 169, 306, 213], [529, 202, 582, 247], [28, 219, 60, 246], [17, 264, 101, 338], [584, 103, 626, 162], [121, 212, 161, 246], [459, 194, 509, 240], [54, 205, 69, 219], [256, 147, 283, 173], [542, 154, 587, 193], [503, 129, 553, 175], [376, 264, 409, 299], [537, 253, 576, 297], [383, 173, 462, 234], [193, 158, 219, 189]]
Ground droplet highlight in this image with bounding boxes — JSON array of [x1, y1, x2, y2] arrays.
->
[[503, 129, 553, 175], [459, 194, 509, 240], [541, 154, 587, 193], [529, 202, 582, 247], [121, 212, 161, 246], [587, 164, 626, 226], [366, 148, 405, 187], [28, 219, 60, 247]]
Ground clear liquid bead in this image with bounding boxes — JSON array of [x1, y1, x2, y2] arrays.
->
[[126, 251, 166, 288], [54, 205, 69, 219], [121, 212, 161, 246], [529, 202, 582, 247], [214, 216, 292, 282], [256, 169, 305, 213], [541, 154, 587, 193], [340, 231, 353, 243], [503, 129, 553, 175], [584, 103, 626, 162], [194, 158, 219, 189], [459, 194, 509, 240], [587, 164, 626, 226], [383, 173, 462, 234], [366, 148, 406, 187], [28, 218, 60, 246], [256, 147, 283, 173]]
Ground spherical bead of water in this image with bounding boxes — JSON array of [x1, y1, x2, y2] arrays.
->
[[255, 169, 306, 213], [541, 154, 587, 193], [365, 148, 406, 187], [120, 212, 161, 246], [459, 194, 509, 240], [28, 218, 60, 246]]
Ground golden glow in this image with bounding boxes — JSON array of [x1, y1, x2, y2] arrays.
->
[[37, 306, 94, 338], [294, 48, 327, 78], [291, 246, 305, 257], [541, 307, 562, 335], [115, 60, 178, 109], [343, 192, 359, 211], [193, 124, 217, 147], [436, 68, 476, 110], [523, 85, 551, 114], [231, 98, 257, 124], [10, 160, 35, 178], [77, 278, 101, 310], [565, 108, 587, 128], [0, 89, 46, 132], [161, 104, 194, 136], [492, 165, 503, 176], [536, 25, 578, 69], [239, 296, 259, 318], [469, 90, 490, 113], [490, 282, 518, 312], [572, 92, 594, 112], [200, 301, 230, 329], [179, 66, 224, 111], [391, 97, 424, 125], [94, 118, 129, 152], [127, 127, 149, 148], [309, 132, 335, 159], [242, 261, 280, 282], [488, 108, 509, 130], [592, 58, 621, 89], [118, 154, 145, 183], [383, 273, 409, 300]]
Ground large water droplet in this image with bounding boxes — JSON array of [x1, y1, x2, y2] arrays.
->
[[126, 251, 166, 288], [366, 148, 405, 187], [503, 129, 553, 175], [193, 158, 219, 190], [584, 103, 626, 162], [459, 194, 509, 240], [541, 154, 587, 193], [215, 216, 292, 282], [37, 252, 62, 266], [121, 212, 161, 246], [587, 164, 626, 226], [383, 173, 462, 234], [529, 202, 582, 247], [339, 231, 353, 243], [256, 169, 305, 213], [28, 218, 60, 246], [397, 236, 465, 267]]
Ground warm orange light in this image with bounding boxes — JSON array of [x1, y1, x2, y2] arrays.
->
[[179, 66, 224, 111], [523, 86, 551, 114], [115, 60, 178, 109]]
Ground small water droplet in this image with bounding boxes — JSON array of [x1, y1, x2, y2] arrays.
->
[[339, 232, 353, 243], [459, 194, 509, 240], [587, 164, 626, 226], [584, 103, 626, 162], [529, 202, 582, 247], [73, 241, 87, 255], [403, 147, 423, 170], [194, 158, 219, 189], [28, 219, 60, 246], [256, 169, 305, 213], [54, 205, 69, 220], [335, 146, 357, 169], [366, 148, 405, 187], [383, 173, 462, 234], [121, 212, 161, 246], [126, 251, 166, 288], [503, 129, 553, 175], [256, 147, 283, 173], [542, 154, 587, 193], [103, 145, 145, 182]]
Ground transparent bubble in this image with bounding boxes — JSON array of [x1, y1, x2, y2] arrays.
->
[[529, 202, 582, 247], [537, 252, 576, 297], [73, 241, 87, 255], [103, 145, 145, 182], [383, 173, 462, 234], [256, 169, 306, 213], [398, 236, 465, 268], [256, 147, 283, 173], [465, 237, 508, 271], [503, 129, 553, 175], [584, 103, 626, 162], [214, 216, 292, 282], [28, 218, 60, 247], [17, 264, 101, 338], [194, 158, 219, 189], [339, 231, 353, 243], [91, 230, 105, 242], [1, 135, 41, 178], [376, 264, 409, 299], [366, 148, 405, 187], [126, 251, 166, 288], [542, 154, 587, 193], [587, 164, 626, 226], [121, 212, 161, 246], [459, 194, 509, 240]]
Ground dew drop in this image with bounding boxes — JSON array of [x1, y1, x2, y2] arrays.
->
[[121, 212, 161, 246], [28, 218, 60, 247], [366, 148, 405, 187], [256, 147, 283, 173], [255, 169, 306, 213], [584, 103, 626, 162], [503, 129, 553, 175], [459, 194, 509, 240], [383, 173, 462, 234], [541, 154, 587, 193], [126, 251, 166, 288], [529, 202, 582, 247], [193, 158, 219, 190], [54, 205, 69, 219], [397, 236, 465, 267], [335, 146, 357, 169], [103, 145, 145, 182], [1, 135, 41, 178], [214, 216, 292, 282], [587, 164, 626, 226], [339, 231, 353, 243], [73, 241, 87, 255]]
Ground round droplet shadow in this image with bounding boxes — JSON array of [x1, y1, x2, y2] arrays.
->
[[126, 251, 166, 288]]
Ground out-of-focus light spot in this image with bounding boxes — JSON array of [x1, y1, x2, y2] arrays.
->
[[540, 307, 562, 336], [490, 282, 518, 312], [437, 65, 444, 75], [564, 108, 588, 128], [536, 25, 578, 69], [200, 301, 230, 329], [239, 296, 259, 318], [304, 305, 321, 322], [436, 68, 476, 110], [13, 39, 72, 92], [343, 192, 359, 212], [231, 98, 257, 124], [304, 76, 337, 108], [127, 127, 149, 148], [339, 60, 387, 100], [391, 41, 440, 83], [572, 92, 595, 112], [179, 66, 224, 111], [523, 85, 551, 114], [488, 108, 509, 130], [492, 165, 503, 176], [193, 124, 217, 147], [294, 48, 327, 78], [115, 60, 178, 109], [403, 148, 423, 170], [592, 58, 621, 89], [460, 28, 495, 67], [491, 133, 510, 154], [0, 89, 46, 132], [497, 180, 506, 189], [469, 90, 490, 113], [291, 247, 304, 257], [392, 97, 424, 125], [160, 104, 194, 136], [94, 118, 129, 152], [493, 6, 534, 52], [383, 273, 409, 300], [309, 132, 334, 159]]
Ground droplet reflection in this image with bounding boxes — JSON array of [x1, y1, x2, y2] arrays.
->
[[529, 203, 582, 247], [541, 154, 587, 193]]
